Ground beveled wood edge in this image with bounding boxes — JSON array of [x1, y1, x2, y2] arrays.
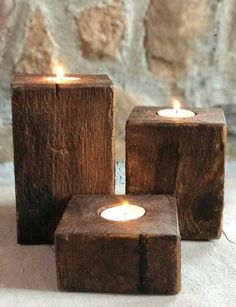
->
[[126, 106, 226, 126], [11, 74, 113, 88], [54, 194, 180, 238]]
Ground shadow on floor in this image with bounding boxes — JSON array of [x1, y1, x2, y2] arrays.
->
[[0, 205, 57, 291]]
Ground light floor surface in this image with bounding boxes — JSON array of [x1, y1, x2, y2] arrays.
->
[[0, 162, 235, 307]]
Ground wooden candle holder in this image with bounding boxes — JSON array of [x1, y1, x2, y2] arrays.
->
[[126, 107, 226, 240], [55, 195, 181, 294], [11, 74, 115, 244]]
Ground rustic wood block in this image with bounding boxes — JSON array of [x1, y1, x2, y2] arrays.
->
[[11, 74, 115, 244], [55, 194, 181, 294], [126, 107, 226, 240]]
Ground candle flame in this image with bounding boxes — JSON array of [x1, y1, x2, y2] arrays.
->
[[56, 66, 64, 80], [173, 98, 181, 111], [122, 201, 130, 207]]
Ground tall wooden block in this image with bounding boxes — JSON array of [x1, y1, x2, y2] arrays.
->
[[55, 195, 181, 294], [11, 74, 115, 244], [126, 107, 226, 240]]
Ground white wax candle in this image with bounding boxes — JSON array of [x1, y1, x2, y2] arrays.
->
[[158, 108, 195, 118], [100, 203, 146, 221], [158, 99, 195, 118]]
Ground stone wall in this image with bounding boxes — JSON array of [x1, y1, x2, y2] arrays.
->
[[0, 0, 235, 162]]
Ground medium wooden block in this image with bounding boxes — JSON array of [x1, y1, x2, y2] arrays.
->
[[11, 74, 115, 244], [126, 107, 226, 240], [55, 195, 181, 294]]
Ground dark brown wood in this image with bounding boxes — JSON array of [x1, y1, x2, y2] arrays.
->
[[55, 194, 181, 294], [11, 74, 115, 244], [126, 106, 226, 240]]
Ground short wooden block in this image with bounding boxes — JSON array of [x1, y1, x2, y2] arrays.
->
[[126, 107, 226, 240], [55, 195, 181, 294], [11, 74, 115, 244]]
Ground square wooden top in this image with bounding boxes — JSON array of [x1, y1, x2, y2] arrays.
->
[[127, 106, 226, 126], [11, 74, 113, 89], [55, 195, 180, 237]]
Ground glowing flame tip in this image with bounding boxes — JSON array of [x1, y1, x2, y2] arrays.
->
[[173, 98, 181, 111], [56, 66, 64, 80], [122, 201, 130, 206]]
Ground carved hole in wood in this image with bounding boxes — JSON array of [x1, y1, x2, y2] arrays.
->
[[97, 204, 147, 222], [155, 111, 197, 117]]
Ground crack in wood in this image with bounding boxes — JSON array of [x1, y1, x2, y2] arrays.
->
[[55, 83, 59, 97], [49, 147, 69, 155], [139, 234, 148, 293]]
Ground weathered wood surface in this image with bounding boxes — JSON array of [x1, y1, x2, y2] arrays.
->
[[55, 194, 181, 294], [11, 74, 115, 244], [126, 106, 226, 240]]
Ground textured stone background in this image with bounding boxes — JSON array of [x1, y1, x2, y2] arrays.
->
[[0, 0, 236, 162]]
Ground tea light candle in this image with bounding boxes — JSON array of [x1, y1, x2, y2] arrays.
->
[[100, 202, 146, 221], [45, 65, 80, 83], [158, 99, 195, 118]]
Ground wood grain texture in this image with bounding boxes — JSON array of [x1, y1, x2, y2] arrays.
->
[[55, 194, 181, 294], [126, 106, 226, 240], [11, 74, 115, 244]]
